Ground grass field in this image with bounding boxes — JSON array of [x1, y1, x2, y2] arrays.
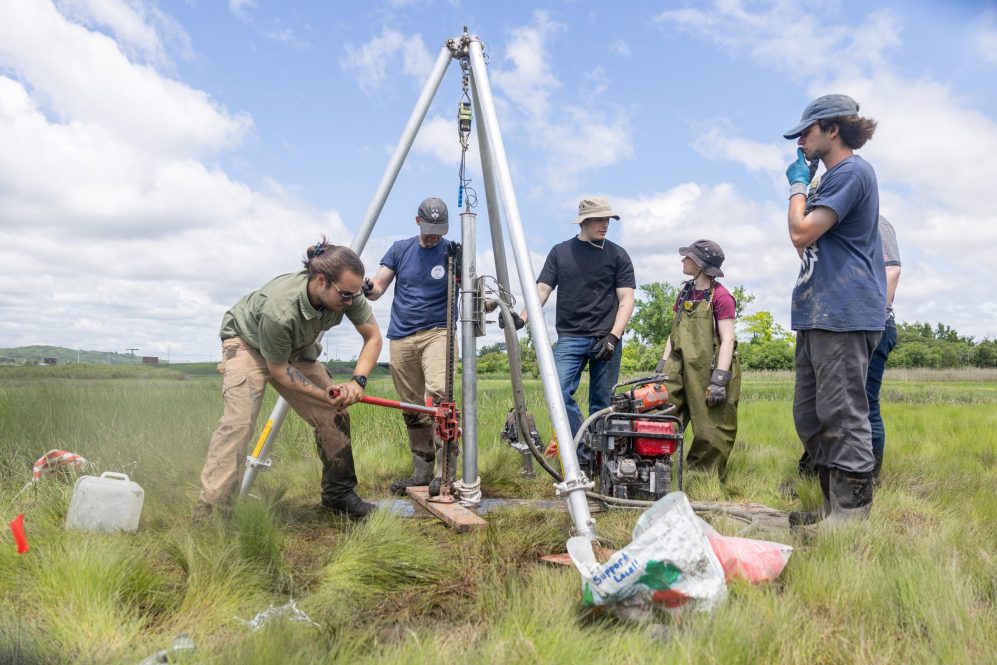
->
[[0, 367, 994, 664]]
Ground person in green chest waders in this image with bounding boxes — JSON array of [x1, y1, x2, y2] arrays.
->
[[655, 240, 741, 480], [194, 237, 383, 520]]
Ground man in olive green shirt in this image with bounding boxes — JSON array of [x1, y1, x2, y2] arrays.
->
[[196, 241, 382, 519]]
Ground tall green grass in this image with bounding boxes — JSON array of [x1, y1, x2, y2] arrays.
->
[[0, 372, 994, 663]]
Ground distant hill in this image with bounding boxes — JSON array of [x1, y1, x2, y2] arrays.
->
[[0, 345, 145, 366], [0, 345, 391, 376]]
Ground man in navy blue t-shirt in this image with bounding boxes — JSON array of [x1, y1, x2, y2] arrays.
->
[[511, 197, 636, 462], [783, 94, 886, 526], [364, 197, 458, 495]]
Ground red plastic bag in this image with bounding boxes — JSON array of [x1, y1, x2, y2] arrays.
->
[[700, 522, 792, 584]]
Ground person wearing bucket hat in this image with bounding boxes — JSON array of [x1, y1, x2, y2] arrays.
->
[[782, 94, 887, 527], [510, 196, 636, 459], [655, 240, 740, 478], [363, 197, 461, 496]]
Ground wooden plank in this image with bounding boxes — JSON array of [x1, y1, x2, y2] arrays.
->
[[405, 486, 487, 533]]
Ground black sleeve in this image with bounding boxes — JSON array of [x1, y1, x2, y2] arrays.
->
[[537, 247, 558, 288], [615, 247, 637, 289]]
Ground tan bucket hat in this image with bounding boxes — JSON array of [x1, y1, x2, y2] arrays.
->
[[572, 196, 620, 224]]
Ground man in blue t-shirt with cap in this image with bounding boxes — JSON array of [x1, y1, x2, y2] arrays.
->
[[364, 197, 459, 496], [782, 94, 887, 526]]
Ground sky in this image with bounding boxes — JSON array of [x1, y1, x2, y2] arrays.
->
[[1, 0, 996, 363]]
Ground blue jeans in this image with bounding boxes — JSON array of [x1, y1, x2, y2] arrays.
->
[[865, 321, 897, 458], [553, 336, 623, 457]]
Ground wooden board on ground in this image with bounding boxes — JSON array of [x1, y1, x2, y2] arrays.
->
[[540, 546, 616, 567], [406, 486, 487, 533]]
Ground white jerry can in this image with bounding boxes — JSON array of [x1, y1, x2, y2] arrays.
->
[[64, 472, 145, 533]]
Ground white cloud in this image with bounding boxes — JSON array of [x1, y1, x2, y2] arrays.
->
[[0, 0, 362, 362], [972, 10, 997, 64], [491, 12, 633, 194], [491, 11, 564, 124], [341, 27, 434, 96], [610, 39, 630, 57], [657, 4, 901, 81], [0, 0, 252, 159], [55, 0, 193, 68], [228, 0, 254, 20], [693, 125, 786, 176], [412, 114, 480, 168], [653, 0, 997, 339]]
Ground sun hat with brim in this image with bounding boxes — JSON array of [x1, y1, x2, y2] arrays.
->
[[783, 94, 860, 139], [679, 239, 725, 278], [573, 196, 620, 224], [417, 196, 449, 235]]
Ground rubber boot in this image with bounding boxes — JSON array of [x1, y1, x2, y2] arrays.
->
[[428, 441, 460, 497], [797, 449, 817, 478], [825, 467, 873, 523], [389, 427, 436, 495], [789, 464, 830, 527], [316, 413, 375, 518], [872, 450, 884, 486], [322, 491, 376, 519]]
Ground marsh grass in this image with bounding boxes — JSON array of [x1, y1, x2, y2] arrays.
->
[[0, 373, 994, 663]]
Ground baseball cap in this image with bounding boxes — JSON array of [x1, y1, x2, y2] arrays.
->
[[783, 94, 860, 139], [417, 197, 449, 235]]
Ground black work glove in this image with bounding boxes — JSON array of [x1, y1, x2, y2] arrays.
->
[[499, 312, 526, 330], [655, 358, 667, 375], [362, 278, 374, 297], [705, 368, 731, 407], [592, 333, 619, 361]]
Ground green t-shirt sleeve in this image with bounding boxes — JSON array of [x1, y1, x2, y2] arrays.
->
[[257, 314, 293, 363], [345, 296, 373, 327]]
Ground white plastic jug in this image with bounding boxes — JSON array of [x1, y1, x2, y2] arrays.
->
[[64, 471, 145, 533]]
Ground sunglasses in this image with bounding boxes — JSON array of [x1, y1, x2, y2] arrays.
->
[[331, 281, 363, 302]]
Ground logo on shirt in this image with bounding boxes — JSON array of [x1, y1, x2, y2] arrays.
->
[[796, 244, 819, 287], [431, 265, 445, 279]]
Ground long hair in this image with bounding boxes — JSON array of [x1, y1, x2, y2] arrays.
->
[[302, 236, 364, 283], [818, 115, 877, 149]]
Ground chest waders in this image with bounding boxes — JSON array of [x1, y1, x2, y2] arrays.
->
[[661, 287, 741, 478]]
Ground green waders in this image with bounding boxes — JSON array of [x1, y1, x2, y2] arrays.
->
[[662, 288, 741, 478]]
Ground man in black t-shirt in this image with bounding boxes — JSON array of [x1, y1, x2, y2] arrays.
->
[[509, 197, 636, 450]]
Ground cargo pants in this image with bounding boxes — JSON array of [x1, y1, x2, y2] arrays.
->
[[197, 337, 357, 508]]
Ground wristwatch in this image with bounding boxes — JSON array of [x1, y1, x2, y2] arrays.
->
[[351, 374, 368, 389]]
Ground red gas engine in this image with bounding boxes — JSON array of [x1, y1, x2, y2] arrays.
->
[[586, 377, 684, 501]]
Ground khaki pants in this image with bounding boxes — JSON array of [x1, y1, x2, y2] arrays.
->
[[389, 328, 451, 430], [198, 337, 356, 507]]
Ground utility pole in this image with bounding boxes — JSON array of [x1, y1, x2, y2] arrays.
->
[[126, 348, 138, 356]]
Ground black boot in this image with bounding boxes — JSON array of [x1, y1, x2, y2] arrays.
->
[[321, 491, 376, 519], [797, 449, 817, 478], [389, 427, 436, 495], [826, 467, 873, 523], [789, 465, 830, 527], [315, 413, 374, 518], [428, 441, 459, 497], [872, 450, 884, 486]]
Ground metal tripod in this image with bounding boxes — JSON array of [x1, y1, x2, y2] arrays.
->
[[239, 28, 597, 542]]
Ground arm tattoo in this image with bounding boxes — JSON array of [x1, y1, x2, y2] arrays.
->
[[285, 367, 313, 388]]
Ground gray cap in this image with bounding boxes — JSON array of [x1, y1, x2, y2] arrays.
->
[[679, 239, 725, 278], [783, 94, 860, 139], [417, 197, 449, 235]]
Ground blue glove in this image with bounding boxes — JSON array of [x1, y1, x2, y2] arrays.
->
[[786, 148, 811, 185]]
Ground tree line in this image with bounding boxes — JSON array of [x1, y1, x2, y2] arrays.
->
[[476, 283, 997, 374]]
